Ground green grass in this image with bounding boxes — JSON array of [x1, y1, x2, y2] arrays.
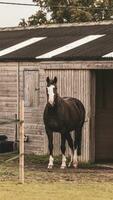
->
[[0, 153, 113, 200], [0, 181, 113, 200]]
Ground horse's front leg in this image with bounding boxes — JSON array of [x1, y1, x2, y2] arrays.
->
[[46, 130, 54, 169], [60, 133, 66, 169]]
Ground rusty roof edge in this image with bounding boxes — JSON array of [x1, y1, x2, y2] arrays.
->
[[0, 20, 113, 32]]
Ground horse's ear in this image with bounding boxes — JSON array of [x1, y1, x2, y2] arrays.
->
[[54, 76, 57, 84], [46, 77, 50, 84]]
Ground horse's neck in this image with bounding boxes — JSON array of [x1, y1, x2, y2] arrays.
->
[[46, 95, 62, 112], [55, 95, 65, 111], [56, 95, 63, 105]]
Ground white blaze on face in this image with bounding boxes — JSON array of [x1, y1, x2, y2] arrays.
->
[[47, 85, 55, 105]]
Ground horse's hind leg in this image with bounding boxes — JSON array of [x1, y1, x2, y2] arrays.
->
[[73, 131, 78, 168], [60, 133, 66, 169], [65, 132, 74, 167], [73, 128, 82, 168], [76, 127, 82, 156], [46, 130, 54, 169]]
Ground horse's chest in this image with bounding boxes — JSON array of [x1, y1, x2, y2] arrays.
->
[[45, 113, 61, 131]]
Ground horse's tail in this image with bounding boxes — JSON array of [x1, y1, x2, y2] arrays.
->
[[75, 100, 85, 156], [76, 127, 82, 156], [75, 99, 85, 127], [80, 104, 85, 127]]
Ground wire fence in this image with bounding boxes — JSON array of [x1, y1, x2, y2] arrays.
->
[[0, 113, 23, 125]]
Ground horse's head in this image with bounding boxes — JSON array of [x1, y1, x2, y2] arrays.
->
[[46, 76, 58, 106]]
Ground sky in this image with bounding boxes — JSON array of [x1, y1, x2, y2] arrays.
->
[[0, 0, 38, 27]]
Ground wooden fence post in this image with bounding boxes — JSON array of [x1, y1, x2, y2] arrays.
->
[[19, 98, 24, 184]]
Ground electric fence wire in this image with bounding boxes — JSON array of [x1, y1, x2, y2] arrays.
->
[[0, 1, 113, 10]]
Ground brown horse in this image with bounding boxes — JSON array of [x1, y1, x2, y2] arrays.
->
[[43, 76, 85, 169]]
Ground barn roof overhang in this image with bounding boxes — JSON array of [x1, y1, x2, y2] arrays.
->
[[0, 22, 113, 62]]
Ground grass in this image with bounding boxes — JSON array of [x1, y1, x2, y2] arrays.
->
[[0, 153, 113, 200], [0, 181, 113, 200]]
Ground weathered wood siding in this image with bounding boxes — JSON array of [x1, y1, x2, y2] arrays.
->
[[0, 63, 18, 141], [19, 64, 45, 155], [2, 61, 110, 162]]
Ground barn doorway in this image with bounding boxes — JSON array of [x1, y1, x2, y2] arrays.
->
[[95, 70, 113, 162]]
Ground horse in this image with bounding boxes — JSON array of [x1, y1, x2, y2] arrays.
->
[[43, 76, 85, 169]]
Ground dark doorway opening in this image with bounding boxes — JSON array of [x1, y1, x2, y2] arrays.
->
[[95, 70, 113, 161]]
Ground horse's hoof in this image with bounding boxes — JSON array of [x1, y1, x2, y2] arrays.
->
[[68, 161, 72, 168], [73, 162, 78, 168], [60, 165, 66, 169], [47, 165, 53, 169]]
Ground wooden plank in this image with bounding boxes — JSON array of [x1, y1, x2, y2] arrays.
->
[[19, 99, 24, 184], [24, 70, 39, 107], [0, 65, 17, 141]]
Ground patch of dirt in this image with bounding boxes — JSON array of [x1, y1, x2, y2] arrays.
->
[[1, 154, 113, 183], [24, 163, 113, 183]]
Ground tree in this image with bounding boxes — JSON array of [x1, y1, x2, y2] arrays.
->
[[19, 0, 113, 27], [27, 10, 47, 26], [92, 0, 113, 21], [32, 0, 93, 23], [19, 18, 27, 27]]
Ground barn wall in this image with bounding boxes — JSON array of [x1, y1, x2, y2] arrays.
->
[[0, 61, 96, 162], [0, 63, 18, 141], [16, 63, 94, 161], [1, 61, 112, 162], [0, 62, 46, 155]]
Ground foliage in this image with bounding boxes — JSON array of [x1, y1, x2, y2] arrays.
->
[[18, 18, 27, 27], [19, 0, 113, 26], [27, 10, 47, 26]]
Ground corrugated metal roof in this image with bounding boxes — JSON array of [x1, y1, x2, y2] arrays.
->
[[0, 23, 113, 61]]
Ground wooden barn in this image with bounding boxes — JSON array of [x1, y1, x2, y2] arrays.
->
[[0, 22, 113, 163]]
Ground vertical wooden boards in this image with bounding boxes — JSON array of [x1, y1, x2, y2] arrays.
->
[[22, 67, 45, 155], [24, 70, 39, 107], [19, 98, 24, 184], [0, 62, 96, 162], [0, 63, 18, 141]]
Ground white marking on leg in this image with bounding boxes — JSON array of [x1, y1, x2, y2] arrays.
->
[[61, 154, 66, 169], [73, 149, 78, 168], [68, 150, 73, 167], [47, 85, 55, 105], [48, 155, 54, 169]]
